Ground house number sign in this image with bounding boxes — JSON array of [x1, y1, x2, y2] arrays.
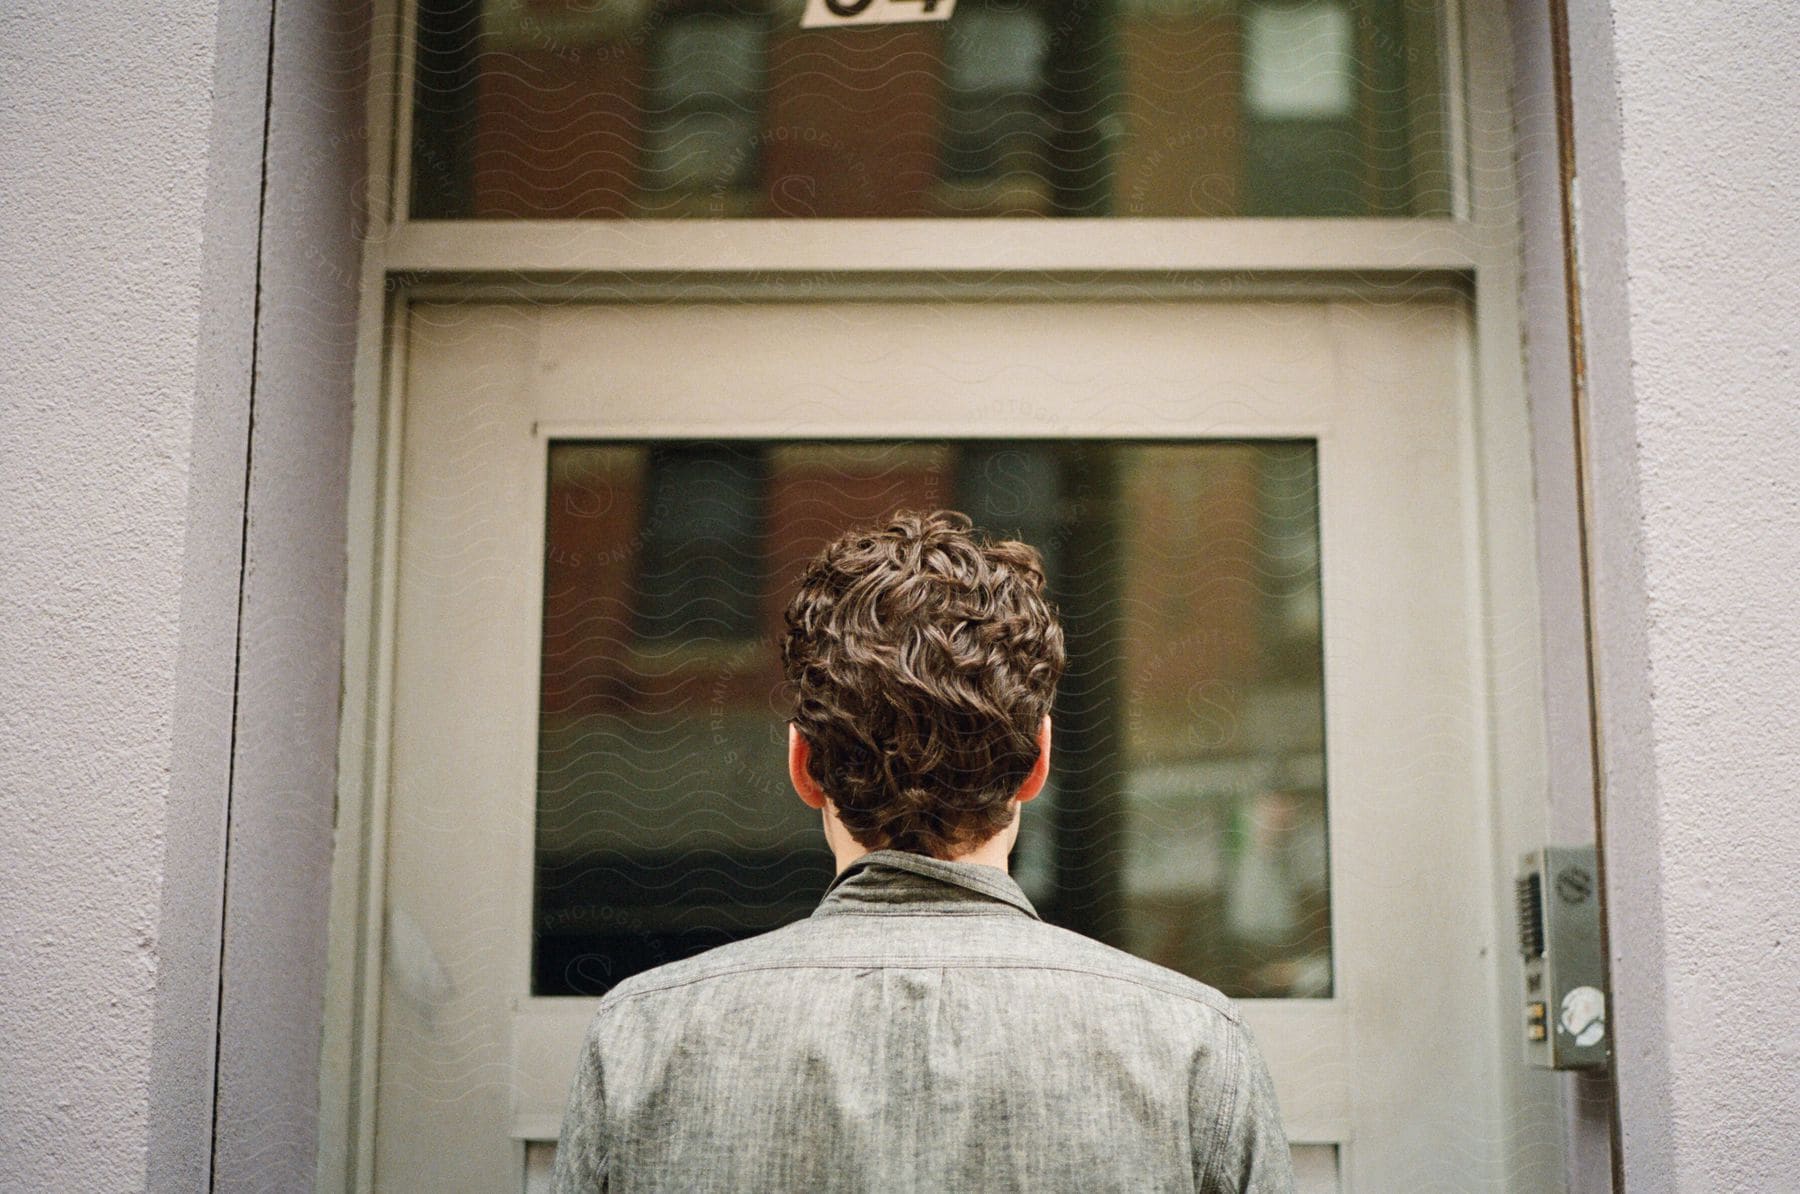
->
[[801, 0, 957, 29]]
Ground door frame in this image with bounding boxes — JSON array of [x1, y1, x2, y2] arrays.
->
[[316, 0, 1579, 1188]]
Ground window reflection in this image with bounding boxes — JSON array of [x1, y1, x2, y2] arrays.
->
[[413, 0, 1449, 219], [535, 441, 1329, 998], [642, 13, 768, 207], [939, 5, 1055, 211], [634, 444, 767, 640]]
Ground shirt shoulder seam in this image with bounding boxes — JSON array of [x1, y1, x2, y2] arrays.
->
[[809, 908, 1033, 919], [1199, 1018, 1248, 1193], [597, 957, 1240, 1021]]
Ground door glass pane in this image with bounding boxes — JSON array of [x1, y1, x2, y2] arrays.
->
[[412, 0, 1449, 219], [535, 440, 1329, 997]]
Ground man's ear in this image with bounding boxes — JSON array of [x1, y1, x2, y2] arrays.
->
[[1015, 714, 1052, 804], [788, 722, 829, 810]]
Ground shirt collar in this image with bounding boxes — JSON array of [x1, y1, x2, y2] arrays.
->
[[812, 848, 1042, 921]]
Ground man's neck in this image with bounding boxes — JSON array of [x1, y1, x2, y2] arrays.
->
[[825, 810, 1017, 875], [944, 832, 1015, 872]]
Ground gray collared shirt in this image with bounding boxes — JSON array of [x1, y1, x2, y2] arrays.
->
[[553, 849, 1294, 1192]]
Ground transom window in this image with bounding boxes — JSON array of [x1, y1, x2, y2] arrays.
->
[[410, 0, 1451, 219]]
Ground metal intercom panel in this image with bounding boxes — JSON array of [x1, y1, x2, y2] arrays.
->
[[1516, 845, 1608, 1069]]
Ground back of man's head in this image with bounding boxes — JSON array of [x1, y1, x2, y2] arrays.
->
[[780, 509, 1067, 859]]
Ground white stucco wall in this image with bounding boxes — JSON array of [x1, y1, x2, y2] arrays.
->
[[0, 3, 250, 1188], [1576, 0, 1800, 1188]]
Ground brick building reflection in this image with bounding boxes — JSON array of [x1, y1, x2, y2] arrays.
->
[[412, 0, 1448, 219], [534, 441, 1329, 1000]]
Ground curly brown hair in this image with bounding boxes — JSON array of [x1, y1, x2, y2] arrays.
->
[[780, 509, 1067, 858]]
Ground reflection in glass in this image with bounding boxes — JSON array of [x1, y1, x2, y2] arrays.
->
[[412, 0, 1449, 219], [641, 15, 768, 203], [535, 441, 1328, 998]]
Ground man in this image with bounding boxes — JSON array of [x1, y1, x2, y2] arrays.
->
[[553, 509, 1294, 1192]]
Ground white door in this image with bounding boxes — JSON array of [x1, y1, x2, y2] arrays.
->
[[374, 294, 1521, 1191]]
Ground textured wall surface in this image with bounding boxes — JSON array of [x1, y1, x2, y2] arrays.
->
[[1572, 0, 1800, 1188], [208, 2, 363, 1188], [0, 2, 242, 1188], [0, 1, 361, 1185]]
